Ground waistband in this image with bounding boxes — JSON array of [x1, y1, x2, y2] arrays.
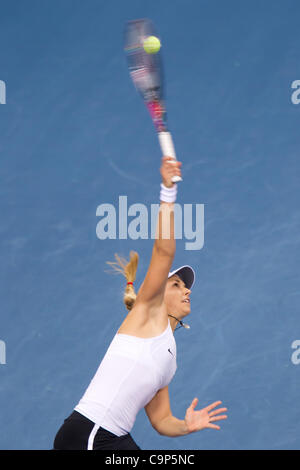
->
[[68, 410, 129, 438]]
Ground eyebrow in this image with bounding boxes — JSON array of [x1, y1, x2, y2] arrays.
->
[[171, 277, 184, 285]]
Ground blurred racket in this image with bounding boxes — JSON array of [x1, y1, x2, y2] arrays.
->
[[124, 18, 182, 183]]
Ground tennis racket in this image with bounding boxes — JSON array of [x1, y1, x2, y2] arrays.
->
[[124, 18, 182, 183]]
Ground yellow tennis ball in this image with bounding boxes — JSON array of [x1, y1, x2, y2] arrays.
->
[[143, 36, 161, 54]]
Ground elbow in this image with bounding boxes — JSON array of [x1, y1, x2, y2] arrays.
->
[[150, 421, 162, 436], [151, 422, 164, 436], [151, 415, 172, 437]]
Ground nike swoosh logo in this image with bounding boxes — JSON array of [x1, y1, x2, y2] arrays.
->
[[168, 348, 174, 356]]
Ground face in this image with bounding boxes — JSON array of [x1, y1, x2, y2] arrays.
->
[[164, 274, 191, 319]]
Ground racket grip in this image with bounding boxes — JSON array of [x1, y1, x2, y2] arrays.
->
[[158, 131, 183, 183]]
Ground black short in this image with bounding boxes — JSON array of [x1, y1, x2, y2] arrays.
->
[[53, 411, 141, 450]]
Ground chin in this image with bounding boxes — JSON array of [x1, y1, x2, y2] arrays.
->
[[181, 308, 191, 318]]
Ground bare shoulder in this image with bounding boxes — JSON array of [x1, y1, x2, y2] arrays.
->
[[117, 301, 168, 338]]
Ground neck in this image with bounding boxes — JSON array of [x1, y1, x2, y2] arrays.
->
[[168, 314, 180, 332]]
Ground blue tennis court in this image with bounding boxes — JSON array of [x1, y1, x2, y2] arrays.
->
[[0, 0, 299, 449]]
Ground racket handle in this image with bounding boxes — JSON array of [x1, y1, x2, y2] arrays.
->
[[158, 131, 183, 183]]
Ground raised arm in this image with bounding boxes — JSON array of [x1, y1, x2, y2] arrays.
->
[[135, 156, 182, 308]]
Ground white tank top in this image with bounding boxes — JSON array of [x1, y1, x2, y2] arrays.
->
[[74, 318, 177, 436]]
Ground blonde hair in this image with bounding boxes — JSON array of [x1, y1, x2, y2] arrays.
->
[[106, 251, 139, 312]]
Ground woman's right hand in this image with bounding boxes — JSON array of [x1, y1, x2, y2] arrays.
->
[[160, 156, 182, 188]]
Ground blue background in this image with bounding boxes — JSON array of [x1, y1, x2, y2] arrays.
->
[[0, 0, 299, 450]]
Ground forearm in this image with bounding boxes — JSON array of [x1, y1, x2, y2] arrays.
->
[[155, 415, 189, 437], [154, 156, 180, 256], [154, 201, 175, 256]]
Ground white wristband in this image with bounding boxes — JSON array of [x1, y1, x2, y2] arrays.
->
[[160, 183, 177, 203]]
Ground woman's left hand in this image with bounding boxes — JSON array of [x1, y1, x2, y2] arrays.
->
[[184, 398, 228, 433]]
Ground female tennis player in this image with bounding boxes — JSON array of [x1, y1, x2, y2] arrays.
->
[[53, 156, 227, 450]]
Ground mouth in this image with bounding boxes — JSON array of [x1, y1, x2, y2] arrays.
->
[[182, 298, 190, 304]]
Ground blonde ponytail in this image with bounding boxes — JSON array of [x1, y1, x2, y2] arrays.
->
[[106, 251, 139, 311]]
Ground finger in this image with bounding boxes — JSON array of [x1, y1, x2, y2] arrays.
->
[[167, 161, 181, 169], [189, 398, 198, 409], [167, 164, 181, 173], [207, 424, 221, 430], [210, 415, 228, 422], [209, 407, 227, 417], [164, 157, 181, 165], [205, 401, 222, 412], [166, 168, 181, 177], [162, 156, 176, 162], [166, 166, 180, 173]]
